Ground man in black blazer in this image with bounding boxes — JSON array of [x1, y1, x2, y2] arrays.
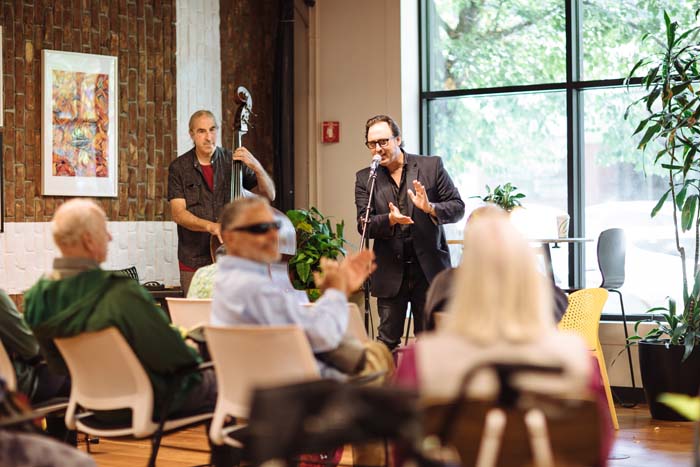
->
[[355, 115, 464, 349]]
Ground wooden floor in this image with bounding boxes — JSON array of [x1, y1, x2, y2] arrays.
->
[[78, 404, 694, 466]]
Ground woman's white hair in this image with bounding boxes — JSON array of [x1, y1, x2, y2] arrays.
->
[[443, 205, 554, 344], [51, 199, 106, 248]]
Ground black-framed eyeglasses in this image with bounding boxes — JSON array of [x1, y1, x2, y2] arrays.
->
[[365, 138, 392, 149], [231, 221, 282, 234]]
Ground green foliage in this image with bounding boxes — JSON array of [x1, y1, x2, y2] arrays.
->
[[474, 183, 526, 212], [625, 9, 700, 360], [286, 207, 346, 293], [427, 1, 696, 195]]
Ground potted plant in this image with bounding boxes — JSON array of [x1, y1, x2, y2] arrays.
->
[[474, 182, 526, 212], [624, 10, 700, 420], [286, 207, 347, 301]]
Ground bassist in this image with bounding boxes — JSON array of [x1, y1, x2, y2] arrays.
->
[[168, 109, 275, 294]]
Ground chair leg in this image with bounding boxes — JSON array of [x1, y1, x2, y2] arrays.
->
[[148, 430, 164, 467], [612, 289, 637, 391], [595, 342, 619, 430], [475, 409, 506, 467]]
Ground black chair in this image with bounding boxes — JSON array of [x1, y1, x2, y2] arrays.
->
[[115, 266, 140, 282], [597, 228, 637, 396]]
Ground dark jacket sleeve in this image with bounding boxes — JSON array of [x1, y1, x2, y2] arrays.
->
[[355, 170, 395, 239], [431, 157, 465, 225], [109, 282, 201, 375], [0, 290, 40, 360]]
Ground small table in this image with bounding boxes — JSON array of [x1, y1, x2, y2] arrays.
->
[[529, 238, 593, 284], [446, 238, 593, 285]]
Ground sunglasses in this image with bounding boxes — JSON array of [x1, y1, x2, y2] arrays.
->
[[231, 220, 282, 234]]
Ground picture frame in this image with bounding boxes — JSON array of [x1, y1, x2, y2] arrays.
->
[[1, 26, 4, 232], [41, 50, 118, 197], [1, 26, 4, 128]]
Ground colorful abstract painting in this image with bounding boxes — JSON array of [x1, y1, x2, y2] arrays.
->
[[51, 70, 109, 178], [42, 50, 117, 197]]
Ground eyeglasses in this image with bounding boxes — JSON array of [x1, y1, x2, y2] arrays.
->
[[365, 138, 393, 149], [231, 220, 282, 234]]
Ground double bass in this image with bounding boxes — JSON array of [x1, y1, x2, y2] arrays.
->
[[211, 87, 304, 300]]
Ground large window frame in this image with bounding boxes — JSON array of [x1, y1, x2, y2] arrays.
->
[[418, 0, 648, 320]]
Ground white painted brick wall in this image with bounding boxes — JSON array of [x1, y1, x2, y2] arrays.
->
[[0, 222, 181, 294], [175, 0, 223, 156]]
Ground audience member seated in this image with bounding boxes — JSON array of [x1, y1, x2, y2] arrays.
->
[[211, 197, 392, 379], [0, 289, 72, 442], [395, 207, 612, 463], [0, 289, 69, 404], [23, 199, 216, 424], [187, 245, 225, 299], [424, 205, 569, 330]]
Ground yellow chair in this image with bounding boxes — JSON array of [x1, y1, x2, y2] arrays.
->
[[558, 288, 619, 430]]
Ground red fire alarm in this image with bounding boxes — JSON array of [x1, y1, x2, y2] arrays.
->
[[322, 121, 340, 143]]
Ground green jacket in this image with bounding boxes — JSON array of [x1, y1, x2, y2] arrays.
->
[[23, 268, 203, 420], [0, 290, 40, 397]]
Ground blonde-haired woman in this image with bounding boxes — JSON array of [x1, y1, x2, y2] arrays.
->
[[394, 206, 612, 464]]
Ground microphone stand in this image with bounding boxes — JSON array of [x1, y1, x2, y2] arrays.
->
[[359, 164, 379, 334]]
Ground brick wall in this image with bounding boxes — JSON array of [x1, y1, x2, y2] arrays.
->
[[0, 1, 283, 300], [219, 0, 280, 176], [0, 0, 178, 222]]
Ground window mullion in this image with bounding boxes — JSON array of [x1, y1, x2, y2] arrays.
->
[[567, 0, 586, 288]]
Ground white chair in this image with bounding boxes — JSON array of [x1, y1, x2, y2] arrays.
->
[[0, 340, 17, 391], [346, 303, 370, 343], [205, 325, 320, 447], [54, 327, 212, 467], [165, 297, 212, 330]]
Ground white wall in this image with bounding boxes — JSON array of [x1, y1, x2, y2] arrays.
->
[[311, 0, 404, 250], [175, 0, 222, 155], [0, 222, 180, 294]]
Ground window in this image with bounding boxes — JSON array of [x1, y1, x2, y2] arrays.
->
[[421, 0, 697, 317]]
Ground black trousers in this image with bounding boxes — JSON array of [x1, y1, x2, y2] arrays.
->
[[376, 260, 429, 350]]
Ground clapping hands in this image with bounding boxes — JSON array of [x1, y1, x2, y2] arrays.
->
[[313, 250, 376, 296]]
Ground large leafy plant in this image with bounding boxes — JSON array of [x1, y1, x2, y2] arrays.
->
[[474, 183, 526, 212], [625, 10, 700, 360], [286, 207, 346, 299]]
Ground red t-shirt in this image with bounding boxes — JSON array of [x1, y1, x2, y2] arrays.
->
[[200, 164, 214, 191]]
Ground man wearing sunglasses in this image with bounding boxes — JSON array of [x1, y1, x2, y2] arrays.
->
[[211, 197, 379, 378], [355, 114, 465, 350]]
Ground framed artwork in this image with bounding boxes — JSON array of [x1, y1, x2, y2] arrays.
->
[[1, 27, 4, 232], [1, 26, 4, 128], [0, 131, 3, 233], [41, 50, 118, 197]]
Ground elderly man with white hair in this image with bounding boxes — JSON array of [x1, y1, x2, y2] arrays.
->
[[23, 198, 217, 426]]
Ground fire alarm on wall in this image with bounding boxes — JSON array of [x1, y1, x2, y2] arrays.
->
[[322, 121, 340, 143]]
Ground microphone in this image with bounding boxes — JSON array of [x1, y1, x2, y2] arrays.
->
[[369, 155, 381, 175]]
